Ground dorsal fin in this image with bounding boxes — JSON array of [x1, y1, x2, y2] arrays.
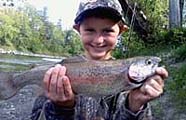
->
[[58, 55, 88, 65]]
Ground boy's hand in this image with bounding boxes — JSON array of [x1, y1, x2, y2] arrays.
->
[[43, 64, 75, 108], [128, 67, 168, 112]]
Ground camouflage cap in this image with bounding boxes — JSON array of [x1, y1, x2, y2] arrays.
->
[[74, 0, 126, 24]]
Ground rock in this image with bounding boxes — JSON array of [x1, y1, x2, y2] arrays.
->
[[0, 85, 42, 120]]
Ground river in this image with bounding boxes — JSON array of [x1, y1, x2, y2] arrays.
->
[[0, 53, 62, 72], [0, 53, 62, 120]]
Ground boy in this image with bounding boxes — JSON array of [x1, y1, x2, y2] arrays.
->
[[31, 0, 168, 119]]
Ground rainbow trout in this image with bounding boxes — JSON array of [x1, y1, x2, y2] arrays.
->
[[0, 56, 161, 100]]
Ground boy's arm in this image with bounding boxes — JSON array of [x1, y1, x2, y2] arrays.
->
[[113, 92, 152, 120], [30, 95, 75, 120], [30, 95, 47, 120]]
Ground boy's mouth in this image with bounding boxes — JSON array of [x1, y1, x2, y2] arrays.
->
[[90, 44, 107, 48], [90, 45, 107, 52]]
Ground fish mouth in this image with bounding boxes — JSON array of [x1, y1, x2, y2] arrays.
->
[[153, 56, 161, 63]]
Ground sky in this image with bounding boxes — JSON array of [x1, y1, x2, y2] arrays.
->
[[27, 0, 80, 29]]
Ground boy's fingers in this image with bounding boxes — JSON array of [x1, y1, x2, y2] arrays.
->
[[63, 76, 73, 97], [49, 66, 60, 93], [141, 84, 162, 98], [155, 67, 168, 79], [147, 75, 164, 88], [43, 67, 54, 92], [57, 77, 65, 99], [58, 66, 66, 78]]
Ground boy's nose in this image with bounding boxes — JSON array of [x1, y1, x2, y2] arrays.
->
[[93, 34, 104, 45]]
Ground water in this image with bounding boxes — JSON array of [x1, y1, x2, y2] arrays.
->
[[0, 53, 62, 72]]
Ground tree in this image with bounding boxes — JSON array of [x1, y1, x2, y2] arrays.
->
[[169, 0, 181, 28], [182, 0, 186, 26], [64, 30, 83, 55], [119, 0, 169, 42]]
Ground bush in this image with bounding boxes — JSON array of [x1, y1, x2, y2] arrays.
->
[[171, 44, 186, 62], [154, 28, 186, 46], [168, 63, 186, 110]]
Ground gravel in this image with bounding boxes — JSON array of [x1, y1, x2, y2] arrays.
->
[[0, 85, 43, 120]]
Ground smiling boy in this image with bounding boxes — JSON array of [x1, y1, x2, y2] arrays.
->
[[31, 0, 168, 120]]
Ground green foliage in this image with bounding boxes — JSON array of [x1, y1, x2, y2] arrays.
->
[[152, 28, 186, 46], [171, 44, 186, 62], [113, 27, 186, 59], [0, 5, 83, 56], [0, 12, 18, 47], [63, 30, 83, 56], [168, 63, 186, 110], [112, 0, 172, 58], [129, 0, 168, 43], [113, 31, 168, 59], [113, 32, 146, 59]]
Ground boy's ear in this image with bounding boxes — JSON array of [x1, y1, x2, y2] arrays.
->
[[119, 25, 129, 34], [73, 24, 80, 32]]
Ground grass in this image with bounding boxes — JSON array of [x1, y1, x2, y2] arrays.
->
[[167, 63, 186, 110]]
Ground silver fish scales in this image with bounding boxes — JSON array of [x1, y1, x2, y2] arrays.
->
[[0, 56, 161, 100]]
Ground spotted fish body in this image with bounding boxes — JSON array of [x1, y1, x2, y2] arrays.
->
[[0, 56, 161, 100]]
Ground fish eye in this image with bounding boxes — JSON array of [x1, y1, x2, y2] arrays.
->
[[145, 59, 152, 65]]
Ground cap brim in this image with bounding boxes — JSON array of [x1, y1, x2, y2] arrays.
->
[[75, 7, 126, 25]]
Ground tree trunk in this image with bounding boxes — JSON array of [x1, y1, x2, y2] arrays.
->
[[182, 0, 186, 26], [169, 0, 181, 28], [180, 0, 184, 24]]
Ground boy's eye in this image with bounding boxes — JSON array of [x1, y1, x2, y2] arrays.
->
[[103, 29, 114, 33], [85, 28, 95, 32]]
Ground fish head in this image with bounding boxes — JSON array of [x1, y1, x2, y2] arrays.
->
[[128, 56, 161, 83]]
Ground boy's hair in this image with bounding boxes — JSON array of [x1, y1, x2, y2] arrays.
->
[[74, 0, 126, 25]]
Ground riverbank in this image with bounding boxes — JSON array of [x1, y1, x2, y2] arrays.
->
[[0, 48, 63, 59]]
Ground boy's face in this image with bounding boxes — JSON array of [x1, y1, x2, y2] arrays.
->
[[78, 17, 121, 60]]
